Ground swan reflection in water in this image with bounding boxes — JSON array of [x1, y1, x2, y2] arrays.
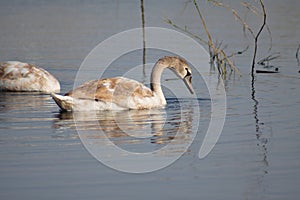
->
[[0, 92, 52, 112], [54, 100, 195, 153], [0, 92, 57, 130]]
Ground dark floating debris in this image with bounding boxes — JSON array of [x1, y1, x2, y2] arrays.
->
[[256, 67, 279, 74]]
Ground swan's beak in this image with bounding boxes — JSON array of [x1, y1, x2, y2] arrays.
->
[[183, 75, 194, 94]]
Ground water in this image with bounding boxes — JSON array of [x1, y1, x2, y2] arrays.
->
[[0, 0, 300, 199]]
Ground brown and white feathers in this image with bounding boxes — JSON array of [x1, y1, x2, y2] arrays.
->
[[0, 61, 60, 93]]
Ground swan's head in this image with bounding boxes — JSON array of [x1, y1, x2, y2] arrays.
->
[[158, 56, 194, 94]]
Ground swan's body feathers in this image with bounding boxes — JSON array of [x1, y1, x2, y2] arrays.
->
[[0, 61, 60, 93], [52, 77, 162, 111]]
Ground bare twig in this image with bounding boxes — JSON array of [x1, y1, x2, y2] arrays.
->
[[210, 0, 268, 74], [164, 18, 208, 44], [165, 0, 243, 77], [141, 0, 146, 77], [180, 0, 192, 15], [193, 0, 214, 50], [220, 49, 240, 74], [240, 2, 261, 16], [251, 0, 266, 75], [209, 0, 255, 38], [193, 0, 241, 76], [228, 45, 249, 58], [241, 1, 273, 52], [257, 52, 280, 66]]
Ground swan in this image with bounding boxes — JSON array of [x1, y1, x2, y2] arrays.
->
[[51, 56, 194, 111], [0, 61, 60, 93]]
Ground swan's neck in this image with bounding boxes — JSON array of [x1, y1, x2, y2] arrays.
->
[[150, 63, 167, 105]]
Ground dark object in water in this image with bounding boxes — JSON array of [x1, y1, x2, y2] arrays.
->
[[256, 68, 279, 74]]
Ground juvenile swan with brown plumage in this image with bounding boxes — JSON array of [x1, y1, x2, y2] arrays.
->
[[51, 56, 194, 111], [0, 61, 60, 93]]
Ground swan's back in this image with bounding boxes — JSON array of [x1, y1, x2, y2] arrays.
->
[[65, 77, 157, 109], [0, 61, 60, 93]]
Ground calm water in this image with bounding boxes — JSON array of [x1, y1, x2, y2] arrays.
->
[[0, 0, 300, 199]]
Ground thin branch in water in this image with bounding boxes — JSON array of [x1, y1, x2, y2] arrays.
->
[[251, 0, 267, 75], [228, 45, 249, 58], [241, 1, 273, 52], [141, 0, 146, 77], [215, 40, 223, 50], [209, 0, 255, 38], [241, 2, 262, 16], [257, 52, 280, 66], [193, 0, 214, 49], [193, 0, 241, 76], [220, 49, 241, 75], [180, 0, 192, 15], [165, 0, 243, 77], [164, 18, 208, 45], [209, 0, 268, 74]]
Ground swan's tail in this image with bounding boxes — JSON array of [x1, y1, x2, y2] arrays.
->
[[51, 93, 74, 111]]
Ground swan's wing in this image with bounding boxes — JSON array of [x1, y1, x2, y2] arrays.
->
[[66, 77, 154, 108], [65, 79, 114, 101]]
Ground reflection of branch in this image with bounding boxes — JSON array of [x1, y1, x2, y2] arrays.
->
[[249, 70, 269, 200], [251, 78, 260, 133], [250, 61, 269, 170]]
